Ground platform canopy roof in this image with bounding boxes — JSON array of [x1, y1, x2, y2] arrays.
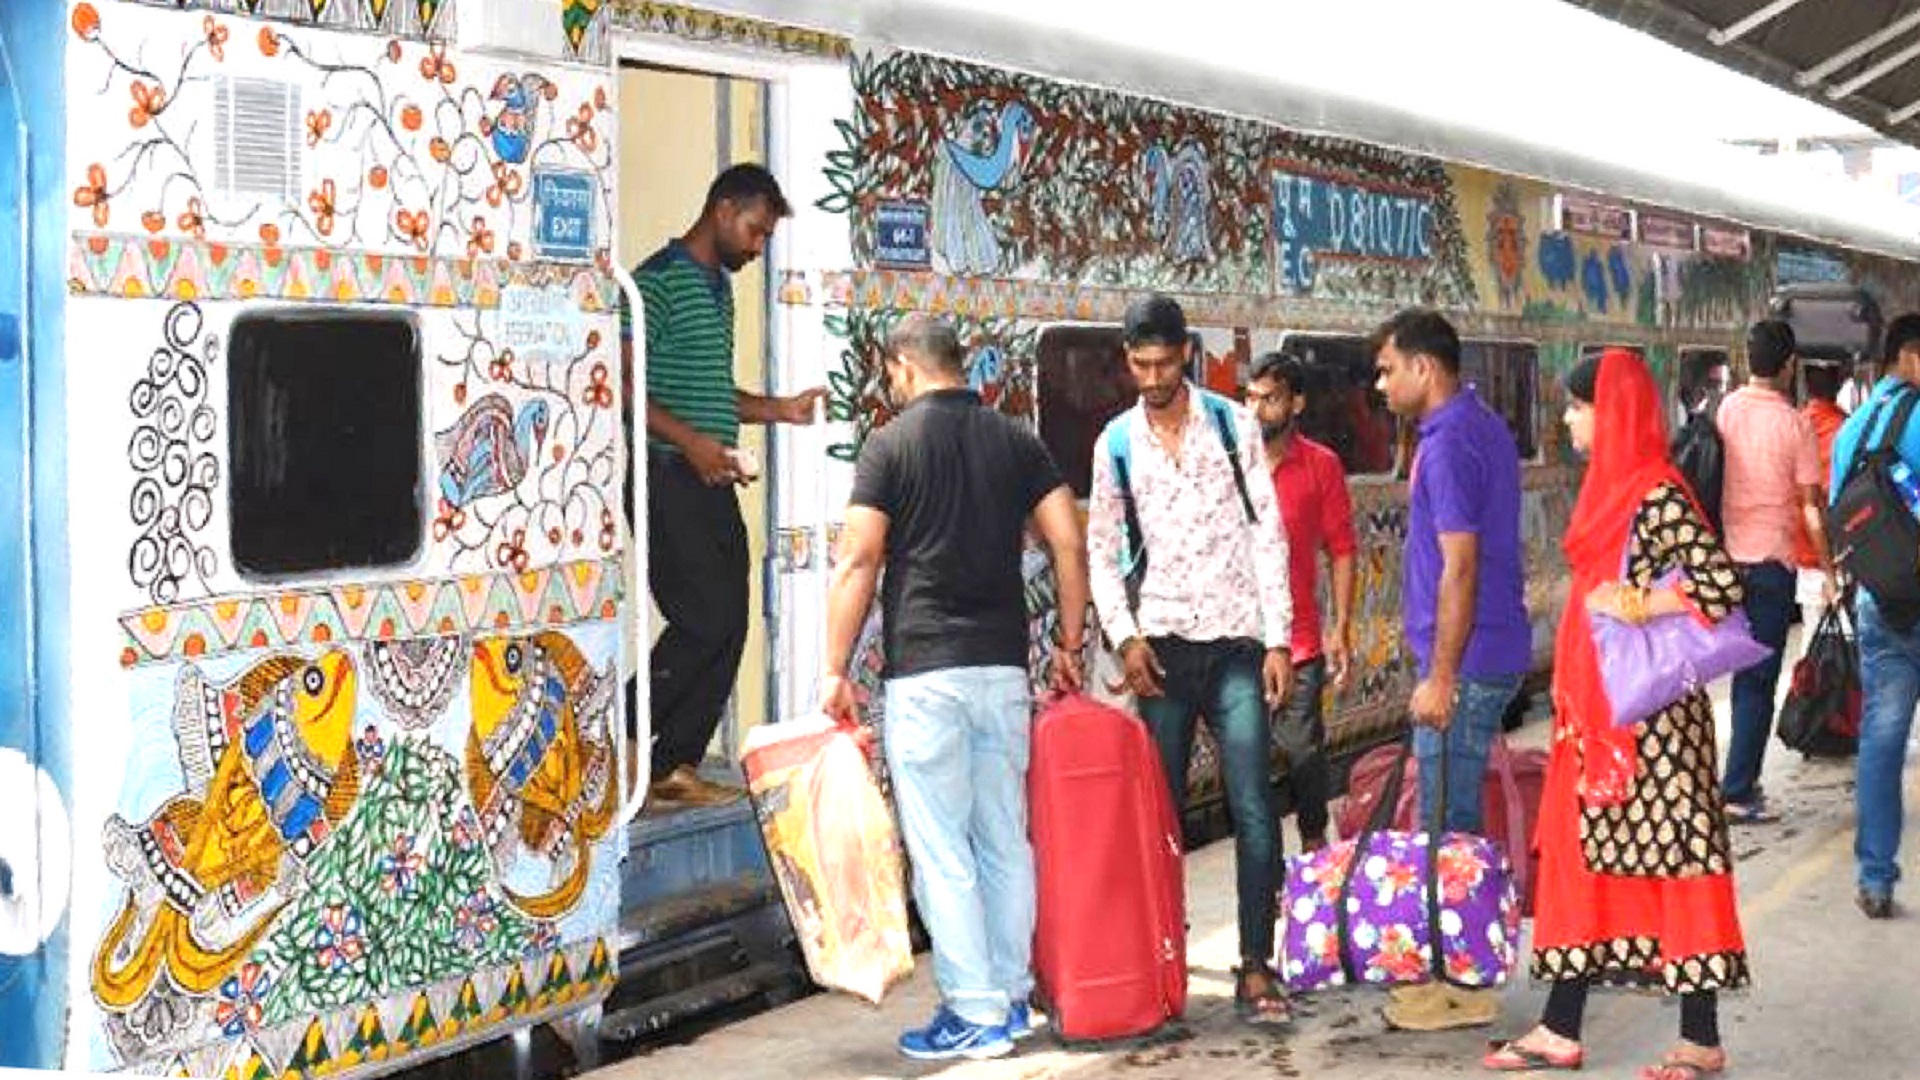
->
[[1561, 0, 1920, 149]]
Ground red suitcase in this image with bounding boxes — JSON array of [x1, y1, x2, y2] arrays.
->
[[1029, 693, 1187, 1041]]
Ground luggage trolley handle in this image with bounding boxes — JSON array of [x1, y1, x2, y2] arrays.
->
[[1332, 723, 1470, 989]]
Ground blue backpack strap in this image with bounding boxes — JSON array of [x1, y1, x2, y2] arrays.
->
[[1199, 390, 1258, 525], [1106, 415, 1145, 618]]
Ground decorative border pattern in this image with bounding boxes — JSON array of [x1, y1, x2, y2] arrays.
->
[[118, 0, 457, 42], [69, 235, 621, 311], [611, 1, 851, 58], [819, 269, 1697, 344], [118, 556, 625, 667], [137, 938, 614, 1080]]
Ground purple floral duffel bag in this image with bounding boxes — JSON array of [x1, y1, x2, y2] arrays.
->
[[1279, 740, 1521, 993]]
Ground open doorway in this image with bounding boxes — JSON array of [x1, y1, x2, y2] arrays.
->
[[617, 63, 774, 786]]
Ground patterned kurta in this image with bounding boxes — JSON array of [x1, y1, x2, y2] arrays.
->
[[1532, 482, 1753, 995]]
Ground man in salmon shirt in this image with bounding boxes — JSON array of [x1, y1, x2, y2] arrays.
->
[[1246, 353, 1357, 854]]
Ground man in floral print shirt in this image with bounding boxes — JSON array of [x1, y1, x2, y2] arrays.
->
[[1087, 294, 1296, 1024]]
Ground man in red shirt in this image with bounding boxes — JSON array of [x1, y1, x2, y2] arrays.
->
[[1247, 353, 1358, 852], [1795, 361, 1849, 588]]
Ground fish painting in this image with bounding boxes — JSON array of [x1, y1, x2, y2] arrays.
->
[[93, 651, 360, 1012], [465, 632, 616, 919]]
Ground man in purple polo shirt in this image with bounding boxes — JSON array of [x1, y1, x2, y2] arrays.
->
[[1371, 307, 1531, 1033]]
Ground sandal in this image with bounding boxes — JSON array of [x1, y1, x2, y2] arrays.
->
[[1483, 1037, 1583, 1072], [1638, 1045, 1727, 1080], [1233, 965, 1292, 1025]]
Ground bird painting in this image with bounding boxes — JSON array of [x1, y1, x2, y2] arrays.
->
[[930, 100, 1037, 276], [435, 394, 551, 509], [486, 73, 552, 166]]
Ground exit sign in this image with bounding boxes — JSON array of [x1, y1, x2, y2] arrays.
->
[[532, 169, 596, 262]]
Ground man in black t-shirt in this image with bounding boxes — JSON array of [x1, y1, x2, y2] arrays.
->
[[820, 314, 1088, 1061]]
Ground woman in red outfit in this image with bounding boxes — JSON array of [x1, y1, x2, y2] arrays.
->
[[1484, 349, 1749, 1079]]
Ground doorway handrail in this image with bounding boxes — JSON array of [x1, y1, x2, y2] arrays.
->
[[610, 261, 650, 829]]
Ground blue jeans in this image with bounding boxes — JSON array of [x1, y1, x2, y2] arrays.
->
[[1855, 593, 1920, 897], [884, 666, 1035, 1027], [1413, 674, 1523, 833], [1723, 561, 1797, 806], [1135, 637, 1276, 964]]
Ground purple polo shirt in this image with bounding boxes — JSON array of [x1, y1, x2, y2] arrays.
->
[[1404, 387, 1532, 679]]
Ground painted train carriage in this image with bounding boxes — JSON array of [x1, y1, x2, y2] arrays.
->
[[9, 0, 1920, 1074]]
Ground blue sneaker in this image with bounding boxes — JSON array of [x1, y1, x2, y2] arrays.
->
[[897, 1007, 1014, 1060], [1007, 1001, 1041, 1041]]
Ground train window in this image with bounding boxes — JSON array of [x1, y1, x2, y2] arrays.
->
[[228, 309, 423, 577], [1460, 340, 1539, 460], [1037, 325, 1133, 498], [1678, 347, 1731, 414], [1273, 334, 1398, 477]]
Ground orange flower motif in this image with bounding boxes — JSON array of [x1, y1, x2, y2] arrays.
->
[[593, 86, 608, 112], [400, 105, 423, 132], [419, 44, 455, 85], [495, 529, 531, 574], [387, 40, 404, 63], [259, 222, 282, 246], [258, 27, 281, 57], [72, 3, 101, 42], [368, 165, 389, 190], [305, 109, 332, 148], [141, 211, 166, 234], [432, 499, 467, 542], [308, 180, 338, 236], [506, 241, 524, 261], [583, 363, 613, 409], [566, 105, 597, 153], [129, 82, 167, 129], [395, 208, 430, 251], [177, 196, 207, 240], [428, 137, 451, 164], [73, 164, 110, 229], [485, 161, 523, 209], [202, 15, 229, 61], [488, 349, 515, 382], [466, 216, 494, 259]]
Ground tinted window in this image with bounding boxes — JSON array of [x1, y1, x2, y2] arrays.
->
[[1461, 340, 1539, 460], [229, 309, 423, 576], [1037, 326, 1133, 498], [1274, 334, 1398, 476]]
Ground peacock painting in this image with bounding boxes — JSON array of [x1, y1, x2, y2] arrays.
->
[[486, 74, 553, 166], [435, 394, 551, 509], [930, 100, 1037, 276], [1143, 139, 1215, 266]]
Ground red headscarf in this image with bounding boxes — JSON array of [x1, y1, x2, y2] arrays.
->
[[1554, 348, 1693, 805]]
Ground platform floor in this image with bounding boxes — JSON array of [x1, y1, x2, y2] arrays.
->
[[583, 642, 1920, 1080]]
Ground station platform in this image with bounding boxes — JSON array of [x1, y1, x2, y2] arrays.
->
[[579, 658, 1920, 1080]]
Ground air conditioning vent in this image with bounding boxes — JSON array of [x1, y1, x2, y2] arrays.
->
[[214, 76, 302, 203]]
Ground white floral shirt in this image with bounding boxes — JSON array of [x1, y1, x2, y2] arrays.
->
[[1088, 387, 1292, 649]]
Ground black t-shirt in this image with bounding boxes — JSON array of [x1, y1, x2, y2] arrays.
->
[[848, 389, 1065, 679]]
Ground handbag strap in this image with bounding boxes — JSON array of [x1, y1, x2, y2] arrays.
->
[[1334, 725, 1466, 987]]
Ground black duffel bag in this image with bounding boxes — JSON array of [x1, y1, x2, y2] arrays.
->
[[1777, 605, 1861, 759]]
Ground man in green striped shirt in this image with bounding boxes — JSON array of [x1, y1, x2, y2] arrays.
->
[[620, 163, 824, 807]]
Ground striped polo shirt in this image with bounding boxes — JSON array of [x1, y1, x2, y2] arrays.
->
[[619, 240, 738, 451]]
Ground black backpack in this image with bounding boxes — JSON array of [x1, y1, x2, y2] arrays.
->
[[1828, 388, 1920, 631], [1670, 399, 1725, 536]]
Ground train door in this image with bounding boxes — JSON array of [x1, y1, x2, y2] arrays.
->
[[617, 65, 773, 772]]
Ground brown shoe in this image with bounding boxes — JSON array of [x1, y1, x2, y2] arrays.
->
[[649, 765, 744, 807]]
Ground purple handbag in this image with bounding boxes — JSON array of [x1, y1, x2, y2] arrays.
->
[[1590, 570, 1772, 730]]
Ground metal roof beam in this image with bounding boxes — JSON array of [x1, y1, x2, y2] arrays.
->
[[1709, 0, 1815, 46], [1827, 34, 1920, 100], [1798, 8, 1920, 87], [1888, 92, 1920, 125]]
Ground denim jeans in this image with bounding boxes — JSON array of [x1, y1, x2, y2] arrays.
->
[[1723, 561, 1797, 806], [1413, 674, 1523, 834], [1855, 593, 1920, 898], [1135, 637, 1277, 964], [1274, 656, 1332, 843], [884, 666, 1035, 1027]]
